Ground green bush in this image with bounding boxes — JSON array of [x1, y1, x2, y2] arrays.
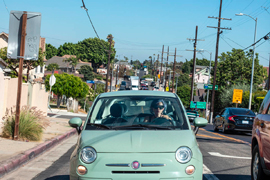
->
[[2, 106, 50, 141]]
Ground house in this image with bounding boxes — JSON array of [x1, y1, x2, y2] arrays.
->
[[114, 61, 132, 70], [0, 31, 46, 79], [45, 55, 92, 74]]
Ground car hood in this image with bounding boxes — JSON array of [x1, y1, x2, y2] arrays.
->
[[79, 130, 197, 153]]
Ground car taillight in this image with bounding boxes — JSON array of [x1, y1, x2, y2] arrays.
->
[[228, 115, 237, 122]]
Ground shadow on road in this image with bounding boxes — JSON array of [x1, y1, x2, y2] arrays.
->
[[44, 175, 69, 180]]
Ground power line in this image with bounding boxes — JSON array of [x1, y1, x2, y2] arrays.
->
[[221, 36, 234, 48], [2, 0, 9, 14], [243, 32, 270, 50]]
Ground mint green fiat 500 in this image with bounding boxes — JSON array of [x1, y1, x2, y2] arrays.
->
[[69, 91, 208, 180]]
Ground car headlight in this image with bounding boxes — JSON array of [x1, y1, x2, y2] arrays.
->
[[80, 147, 97, 164], [175, 147, 192, 163]]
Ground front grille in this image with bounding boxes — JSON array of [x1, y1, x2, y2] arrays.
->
[[112, 171, 160, 174]]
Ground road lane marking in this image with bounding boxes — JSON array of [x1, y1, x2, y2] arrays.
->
[[203, 164, 219, 180], [208, 152, 251, 159], [197, 134, 224, 139], [198, 128, 251, 146]]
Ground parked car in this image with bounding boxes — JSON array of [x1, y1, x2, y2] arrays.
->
[[69, 91, 208, 180], [251, 91, 270, 180], [153, 86, 160, 91], [141, 86, 148, 90], [213, 107, 255, 133], [151, 81, 156, 86], [186, 109, 200, 122]]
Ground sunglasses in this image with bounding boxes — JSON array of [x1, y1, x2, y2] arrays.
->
[[153, 105, 164, 109]]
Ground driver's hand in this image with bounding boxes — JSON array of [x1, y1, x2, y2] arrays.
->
[[160, 115, 172, 120]]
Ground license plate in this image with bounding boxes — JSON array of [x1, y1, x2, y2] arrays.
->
[[242, 120, 249, 124]]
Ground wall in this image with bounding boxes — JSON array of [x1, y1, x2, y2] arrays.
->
[[0, 75, 48, 120]]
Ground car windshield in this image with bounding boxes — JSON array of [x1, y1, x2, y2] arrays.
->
[[230, 108, 255, 115], [87, 96, 189, 130]]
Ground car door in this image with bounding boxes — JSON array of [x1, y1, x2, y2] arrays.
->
[[261, 105, 270, 170]]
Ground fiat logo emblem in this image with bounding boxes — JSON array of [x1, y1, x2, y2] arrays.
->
[[132, 161, 140, 169]]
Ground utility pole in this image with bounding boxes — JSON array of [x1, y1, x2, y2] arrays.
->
[[110, 67, 113, 92], [115, 65, 119, 89], [190, 26, 198, 103], [156, 54, 159, 84], [165, 46, 169, 89], [14, 12, 27, 140], [105, 35, 113, 92], [160, 45, 164, 88], [166, 48, 183, 92], [208, 0, 231, 122], [268, 53, 270, 90]]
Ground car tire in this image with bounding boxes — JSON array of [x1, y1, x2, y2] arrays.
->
[[213, 121, 219, 132], [251, 145, 268, 180], [222, 123, 228, 134]]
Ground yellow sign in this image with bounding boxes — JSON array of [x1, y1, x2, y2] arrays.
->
[[232, 89, 243, 104], [158, 74, 160, 79], [166, 87, 169, 92]]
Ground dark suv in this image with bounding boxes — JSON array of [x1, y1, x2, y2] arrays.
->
[[251, 91, 270, 180]]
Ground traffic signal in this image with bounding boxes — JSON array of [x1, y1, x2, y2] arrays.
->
[[157, 69, 159, 75], [124, 67, 126, 72]]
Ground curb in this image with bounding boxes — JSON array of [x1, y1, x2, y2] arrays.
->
[[0, 128, 77, 178]]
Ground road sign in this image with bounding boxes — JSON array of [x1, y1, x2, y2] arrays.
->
[[49, 74, 56, 87], [204, 84, 218, 90], [166, 87, 169, 92], [86, 80, 95, 84], [190, 101, 206, 109], [232, 89, 243, 104], [7, 11, 41, 60]]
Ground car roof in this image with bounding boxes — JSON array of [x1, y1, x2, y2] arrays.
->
[[99, 90, 176, 98]]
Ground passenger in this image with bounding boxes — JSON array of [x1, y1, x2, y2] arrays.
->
[[144, 99, 172, 122]]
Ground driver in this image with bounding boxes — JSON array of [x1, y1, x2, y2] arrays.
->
[[144, 99, 172, 122]]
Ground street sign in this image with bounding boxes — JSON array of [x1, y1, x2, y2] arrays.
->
[[232, 89, 243, 104], [49, 74, 56, 87], [7, 11, 41, 60], [86, 80, 95, 84], [166, 87, 169, 92], [190, 101, 206, 109], [204, 84, 218, 90]]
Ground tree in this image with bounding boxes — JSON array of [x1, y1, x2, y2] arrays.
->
[[177, 73, 191, 87], [215, 48, 264, 88], [182, 59, 191, 74], [63, 56, 79, 73], [45, 73, 89, 108], [78, 65, 94, 81], [47, 63, 59, 71], [46, 43, 58, 59], [57, 42, 77, 57], [176, 85, 192, 108], [0, 47, 45, 81], [76, 37, 116, 69]]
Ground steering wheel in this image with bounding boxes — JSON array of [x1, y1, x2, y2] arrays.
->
[[152, 117, 173, 126]]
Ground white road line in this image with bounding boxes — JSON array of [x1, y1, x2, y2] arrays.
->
[[209, 152, 251, 159], [203, 164, 219, 180]]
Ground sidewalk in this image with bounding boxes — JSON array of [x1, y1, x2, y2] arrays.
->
[[0, 112, 86, 178], [47, 108, 87, 117]]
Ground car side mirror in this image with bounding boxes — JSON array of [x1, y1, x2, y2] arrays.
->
[[69, 117, 82, 134], [194, 117, 208, 127]]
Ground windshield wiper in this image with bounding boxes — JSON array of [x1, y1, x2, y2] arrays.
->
[[87, 123, 111, 129], [112, 124, 174, 130]]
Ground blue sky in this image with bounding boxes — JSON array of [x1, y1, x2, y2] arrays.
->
[[0, 0, 270, 66]]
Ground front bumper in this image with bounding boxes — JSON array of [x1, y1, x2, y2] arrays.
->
[[70, 152, 203, 180]]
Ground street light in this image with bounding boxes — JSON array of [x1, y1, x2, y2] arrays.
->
[[235, 13, 257, 110]]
